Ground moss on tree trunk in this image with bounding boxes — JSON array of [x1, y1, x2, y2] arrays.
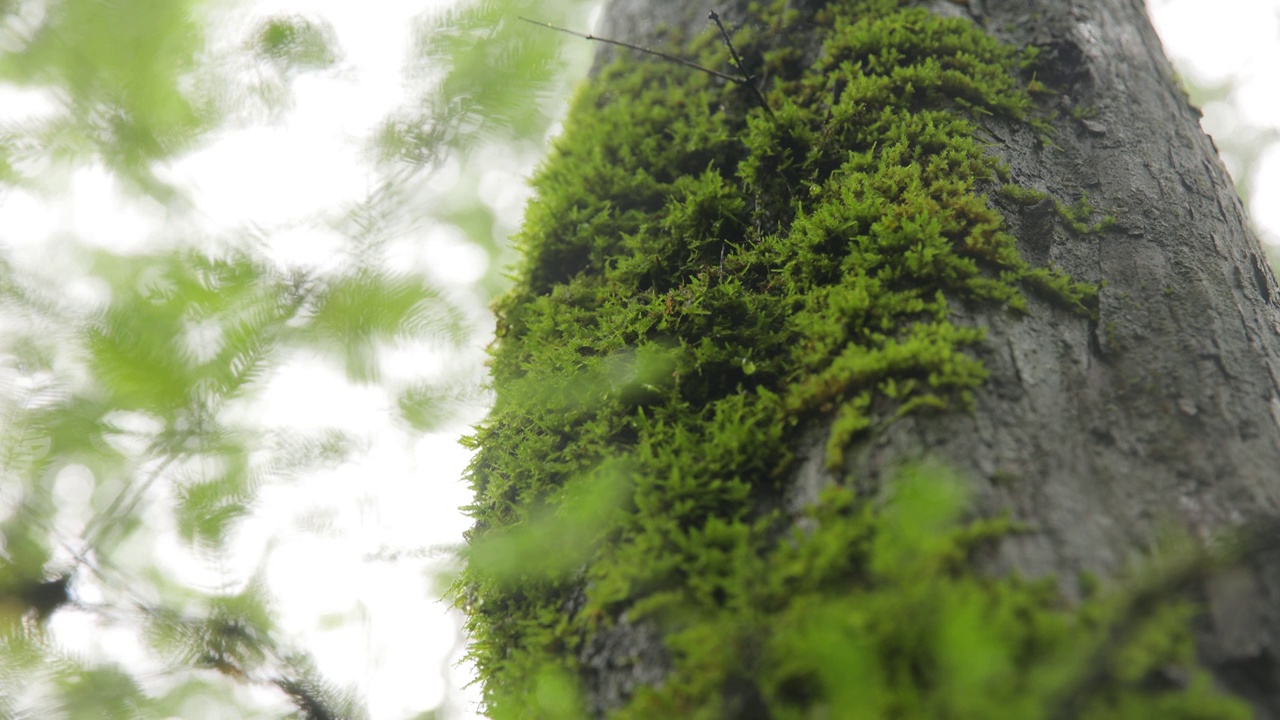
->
[[455, 0, 1280, 717]]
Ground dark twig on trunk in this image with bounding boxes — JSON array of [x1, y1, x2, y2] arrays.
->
[[517, 14, 774, 116]]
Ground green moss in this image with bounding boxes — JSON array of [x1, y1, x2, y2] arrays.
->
[[1071, 105, 1099, 121], [999, 183, 1048, 206], [455, 1, 1240, 717], [1056, 193, 1116, 235], [616, 470, 1246, 719]]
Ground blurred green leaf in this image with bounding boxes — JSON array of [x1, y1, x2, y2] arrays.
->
[[305, 268, 462, 382], [86, 252, 293, 416], [468, 461, 630, 584], [52, 663, 149, 720], [174, 456, 251, 549], [252, 15, 341, 73], [0, 0, 213, 189], [376, 0, 596, 164], [274, 653, 371, 720], [398, 378, 486, 432]]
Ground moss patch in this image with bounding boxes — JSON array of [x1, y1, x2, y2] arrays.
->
[[455, 1, 1241, 717], [616, 469, 1246, 719]]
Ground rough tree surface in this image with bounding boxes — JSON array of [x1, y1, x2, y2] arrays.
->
[[456, 0, 1280, 717]]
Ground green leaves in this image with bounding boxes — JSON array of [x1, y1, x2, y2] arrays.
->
[[306, 269, 462, 383], [0, 0, 210, 189], [252, 16, 341, 73], [87, 253, 289, 418], [375, 0, 597, 164], [0, 241, 419, 707]]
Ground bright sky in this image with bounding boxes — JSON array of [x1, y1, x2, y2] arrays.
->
[[1150, 0, 1280, 242], [0, 1, 1277, 719]]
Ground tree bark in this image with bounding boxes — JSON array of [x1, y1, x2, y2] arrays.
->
[[465, 0, 1280, 716], [814, 0, 1280, 710]]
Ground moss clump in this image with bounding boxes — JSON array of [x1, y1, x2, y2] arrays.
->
[[455, 1, 1239, 717], [1000, 183, 1048, 206], [618, 469, 1247, 719], [1056, 193, 1116, 235]]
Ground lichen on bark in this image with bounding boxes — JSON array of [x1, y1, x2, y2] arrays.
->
[[453, 1, 1246, 717]]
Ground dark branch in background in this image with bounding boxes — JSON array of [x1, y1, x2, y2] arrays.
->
[[9, 506, 367, 720], [516, 15, 742, 83], [516, 13, 775, 117], [16, 573, 71, 623], [706, 11, 774, 118]]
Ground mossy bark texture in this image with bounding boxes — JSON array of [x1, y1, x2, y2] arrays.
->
[[457, 0, 1280, 717]]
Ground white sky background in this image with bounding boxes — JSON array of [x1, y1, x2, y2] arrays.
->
[[0, 1, 1277, 719], [1150, 0, 1280, 244]]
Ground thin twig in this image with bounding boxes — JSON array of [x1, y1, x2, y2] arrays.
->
[[707, 11, 774, 118], [517, 16, 746, 85]]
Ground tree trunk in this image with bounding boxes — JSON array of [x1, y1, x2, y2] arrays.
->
[[460, 0, 1280, 717]]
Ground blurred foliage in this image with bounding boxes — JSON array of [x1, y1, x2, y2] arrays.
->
[[0, 0, 592, 717], [1182, 77, 1279, 213], [373, 0, 598, 299], [376, 0, 596, 165], [0, 0, 211, 194], [1, 245, 465, 716], [252, 15, 341, 74]]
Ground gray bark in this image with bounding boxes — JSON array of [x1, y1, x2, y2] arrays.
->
[[586, 0, 1280, 714]]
